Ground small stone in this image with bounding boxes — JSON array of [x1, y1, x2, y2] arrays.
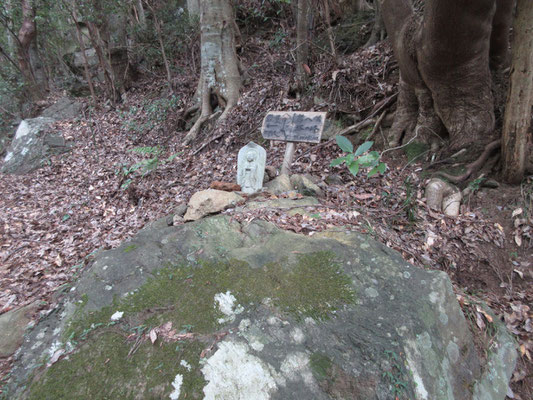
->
[[173, 204, 188, 217], [172, 215, 184, 225], [184, 190, 244, 221], [290, 174, 323, 197], [265, 166, 277, 180], [482, 179, 500, 189], [325, 174, 343, 185], [265, 175, 292, 195]]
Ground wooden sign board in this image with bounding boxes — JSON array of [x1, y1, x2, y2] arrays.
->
[[261, 111, 326, 144]]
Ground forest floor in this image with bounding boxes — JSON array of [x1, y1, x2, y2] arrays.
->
[[0, 29, 532, 399]]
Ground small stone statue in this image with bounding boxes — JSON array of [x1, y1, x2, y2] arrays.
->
[[237, 142, 266, 194]]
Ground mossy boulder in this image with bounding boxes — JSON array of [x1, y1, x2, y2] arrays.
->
[[7, 201, 516, 399]]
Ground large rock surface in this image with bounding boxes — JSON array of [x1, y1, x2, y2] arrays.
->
[[41, 97, 84, 120], [2, 98, 82, 174], [7, 202, 516, 399], [2, 117, 57, 174]]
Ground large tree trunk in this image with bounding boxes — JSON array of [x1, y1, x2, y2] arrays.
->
[[489, 0, 515, 69], [183, 0, 240, 144], [501, 0, 533, 183], [381, 0, 514, 158]]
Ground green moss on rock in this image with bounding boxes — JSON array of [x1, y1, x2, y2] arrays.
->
[[65, 251, 355, 342], [30, 252, 354, 399], [28, 331, 206, 400]]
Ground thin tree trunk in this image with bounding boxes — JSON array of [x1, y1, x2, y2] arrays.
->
[[365, 0, 385, 47], [5, 0, 16, 59], [87, 21, 118, 104], [145, 1, 173, 90], [134, 0, 146, 28], [322, 0, 337, 62], [501, 0, 533, 183], [74, 22, 97, 104], [17, 0, 41, 99], [296, 0, 310, 88]]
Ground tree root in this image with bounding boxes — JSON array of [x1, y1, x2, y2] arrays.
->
[[435, 139, 501, 183]]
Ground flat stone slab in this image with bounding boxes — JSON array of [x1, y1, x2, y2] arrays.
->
[[8, 202, 516, 399]]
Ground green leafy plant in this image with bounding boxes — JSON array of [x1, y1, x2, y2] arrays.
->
[[330, 135, 386, 177], [117, 146, 181, 190]]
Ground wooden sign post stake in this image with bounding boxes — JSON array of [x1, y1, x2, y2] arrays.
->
[[261, 111, 326, 176], [281, 142, 296, 176]]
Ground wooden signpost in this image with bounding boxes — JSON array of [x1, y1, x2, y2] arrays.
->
[[261, 111, 326, 175]]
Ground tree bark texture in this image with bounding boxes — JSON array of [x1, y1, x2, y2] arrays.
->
[[184, 0, 241, 144], [381, 0, 514, 156], [365, 0, 386, 47], [501, 0, 533, 183], [17, 0, 46, 99], [187, 0, 200, 17], [296, 0, 310, 88]]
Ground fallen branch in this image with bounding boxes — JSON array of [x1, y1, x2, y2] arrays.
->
[[435, 140, 501, 184], [338, 92, 398, 137]]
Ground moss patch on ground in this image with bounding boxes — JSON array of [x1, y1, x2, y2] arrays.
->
[[30, 252, 354, 399]]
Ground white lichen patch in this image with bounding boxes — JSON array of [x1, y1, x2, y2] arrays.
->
[[202, 341, 277, 400], [280, 352, 315, 387], [290, 328, 305, 344], [404, 340, 429, 400], [364, 287, 379, 298], [169, 374, 183, 400], [180, 360, 192, 371], [47, 340, 63, 358], [250, 338, 264, 352], [110, 311, 124, 321], [15, 121, 30, 139], [214, 291, 244, 324], [238, 318, 251, 331]]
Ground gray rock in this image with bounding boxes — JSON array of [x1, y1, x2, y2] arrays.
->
[[290, 174, 323, 197], [2, 117, 57, 174], [1, 98, 82, 174], [41, 97, 84, 121], [184, 189, 244, 221], [7, 202, 516, 399], [325, 174, 343, 185], [0, 302, 39, 358], [173, 203, 188, 217], [321, 119, 342, 141], [73, 48, 98, 71], [265, 175, 292, 195]]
